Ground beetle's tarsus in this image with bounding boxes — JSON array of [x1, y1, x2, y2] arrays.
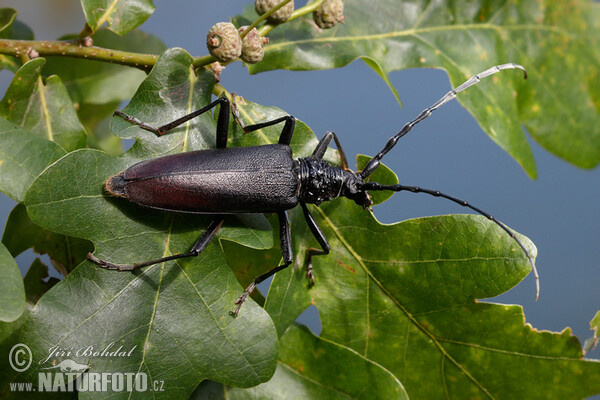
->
[[87, 253, 135, 271], [230, 92, 248, 134], [113, 110, 162, 136], [231, 282, 256, 316]]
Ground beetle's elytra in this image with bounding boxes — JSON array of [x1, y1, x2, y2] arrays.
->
[[88, 63, 538, 316], [106, 145, 299, 213]]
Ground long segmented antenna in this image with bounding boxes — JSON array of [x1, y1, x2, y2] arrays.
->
[[361, 182, 539, 300], [360, 63, 527, 179]]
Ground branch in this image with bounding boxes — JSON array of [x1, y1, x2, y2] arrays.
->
[[0, 38, 159, 72]]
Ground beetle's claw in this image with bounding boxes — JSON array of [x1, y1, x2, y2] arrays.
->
[[231, 297, 245, 317], [306, 265, 315, 288]]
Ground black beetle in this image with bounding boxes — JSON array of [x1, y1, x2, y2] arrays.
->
[[88, 63, 537, 315]]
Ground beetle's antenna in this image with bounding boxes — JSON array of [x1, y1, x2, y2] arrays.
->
[[361, 181, 539, 300], [360, 63, 527, 179]]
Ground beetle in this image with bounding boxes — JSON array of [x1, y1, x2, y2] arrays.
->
[[88, 63, 538, 316]]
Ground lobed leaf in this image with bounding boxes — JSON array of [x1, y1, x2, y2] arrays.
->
[[21, 49, 280, 394], [2, 204, 92, 275], [237, 0, 600, 177], [356, 154, 399, 205], [0, 117, 66, 202], [112, 48, 220, 160], [0, 260, 60, 396], [225, 95, 328, 161], [0, 8, 33, 73], [584, 311, 600, 355], [43, 29, 166, 107], [0, 58, 87, 152], [80, 0, 155, 36], [0, 8, 16, 35], [193, 324, 409, 400], [265, 199, 600, 399], [0, 242, 25, 322]]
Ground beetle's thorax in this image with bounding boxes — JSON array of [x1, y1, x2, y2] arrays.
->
[[295, 157, 372, 208]]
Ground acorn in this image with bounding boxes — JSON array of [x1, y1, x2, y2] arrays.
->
[[313, 0, 344, 29], [238, 26, 269, 64], [206, 22, 242, 63], [255, 0, 294, 24]]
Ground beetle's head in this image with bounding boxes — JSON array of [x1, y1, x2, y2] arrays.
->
[[342, 173, 373, 209]]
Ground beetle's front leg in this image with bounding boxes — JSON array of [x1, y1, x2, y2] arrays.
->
[[231, 211, 293, 316], [113, 97, 230, 148]]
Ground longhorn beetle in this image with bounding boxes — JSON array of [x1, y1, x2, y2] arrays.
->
[[88, 63, 538, 316]]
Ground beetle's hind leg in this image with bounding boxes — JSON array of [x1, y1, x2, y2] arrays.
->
[[88, 217, 225, 271], [232, 211, 293, 316]]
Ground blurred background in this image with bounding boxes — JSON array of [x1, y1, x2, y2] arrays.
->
[[0, 0, 598, 358]]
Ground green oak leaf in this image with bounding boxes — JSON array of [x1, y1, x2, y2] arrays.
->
[[225, 95, 329, 161], [21, 150, 279, 393], [0, 8, 34, 72], [193, 324, 409, 400], [263, 198, 600, 399], [111, 48, 221, 160], [43, 29, 166, 107], [81, 0, 155, 36], [0, 117, 66, 202], [2, 204, 92, 275], [236, 0, 600, 178], [21, 49, 280, 394], [0, 58, 87, 152], [17, 256, 277, 396], [0, 259, 60, 397], [357, 154, 399, 205], [0, 8, 16, 35], [584, 311, 600, 355], [0, 242, 24, 322], [43, 29, 165, 154], [0, 8, 32, 40]]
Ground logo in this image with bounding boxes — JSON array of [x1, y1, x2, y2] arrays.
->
[[40, 359, 90, 373], [9, 344, 32, 372], [8, 342, 165, 393]]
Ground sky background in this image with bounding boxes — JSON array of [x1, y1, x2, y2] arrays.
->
[[1, 0, 599, 360]]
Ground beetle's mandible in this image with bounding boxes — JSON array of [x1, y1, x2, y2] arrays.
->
[[88, 63, 538, 316]]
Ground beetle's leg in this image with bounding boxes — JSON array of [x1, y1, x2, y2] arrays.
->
[[114, 97, 230, 147], [312, 131, 350, 171], [88, 217, 225, 270], [232, 211, 293, 316], [242, 116, 297, 146], [300, 202, 330, 286], [230, 96, 296, 145]]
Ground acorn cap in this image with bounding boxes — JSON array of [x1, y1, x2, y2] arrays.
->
[[238, 26, 269, 64], [313, 0, 344, 29], [255, 0, 294, 24], [207, 22, 242, 62]]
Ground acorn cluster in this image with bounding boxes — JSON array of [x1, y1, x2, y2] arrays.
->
[[206, 0, 345, 67], [207, 22, 269, 64]]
